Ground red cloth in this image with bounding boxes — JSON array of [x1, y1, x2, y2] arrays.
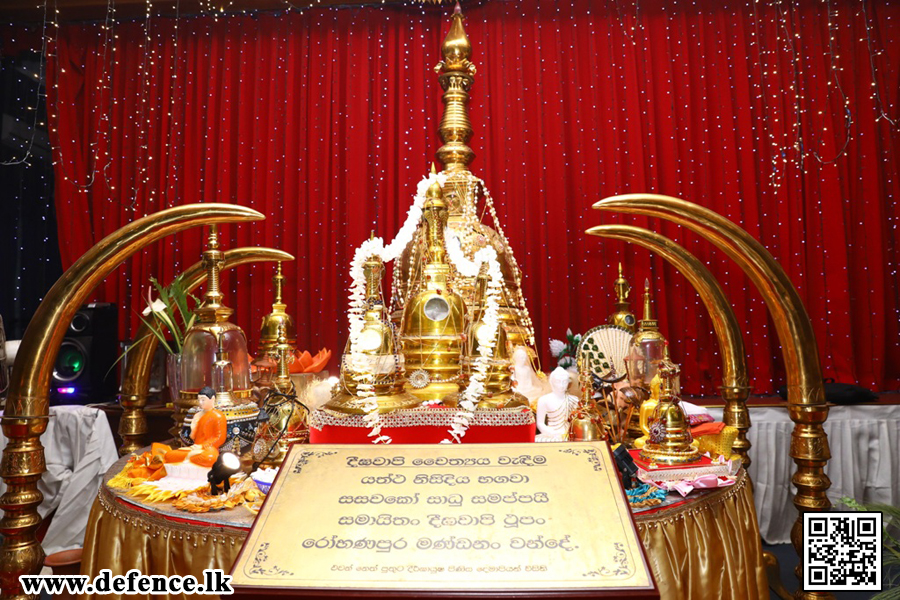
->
[[32, 0, 900, 394], [309, 423, 536, 445]]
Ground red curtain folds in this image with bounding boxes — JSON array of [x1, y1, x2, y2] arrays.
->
[[34, 0, 900, 395]]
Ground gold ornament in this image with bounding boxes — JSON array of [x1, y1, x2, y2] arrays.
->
[[608, 263, 636, 332], [399, 179, 467, 403], [259, 262, 296, 355], [638, 361, 700, 466], [329, 249, 420, 414]]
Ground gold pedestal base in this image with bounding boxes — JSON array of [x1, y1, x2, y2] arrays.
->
[[404, 381, 460, 404], [474, 390, 529, 410], [326, 391, 423, 415], [639, 444, 701, 466]]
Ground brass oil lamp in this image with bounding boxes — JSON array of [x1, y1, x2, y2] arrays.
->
[[608, 263, 636, 333], [399, 179, 467, 403], [252, 324, 309, 467], [638, 361, 700, 466], [258, 261, 296, 355], [623, 278, 667, 444], [177, 225, 258, 444]]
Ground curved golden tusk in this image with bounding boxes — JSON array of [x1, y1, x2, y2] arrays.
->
[[585, 224, 752, 466], [0, 203, 263, 598], [594, 193, 830, 599], [118, 247, 296, 456]]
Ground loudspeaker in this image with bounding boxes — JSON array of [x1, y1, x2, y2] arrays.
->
[[50, 303, 118, 405]]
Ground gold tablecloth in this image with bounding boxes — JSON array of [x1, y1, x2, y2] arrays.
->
[[634, 472, 768, 599], [82, 464, 766, 600]]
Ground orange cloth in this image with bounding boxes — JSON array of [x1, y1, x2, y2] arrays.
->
[[163, 409, 228, 468], [691, 421, 726, 437]]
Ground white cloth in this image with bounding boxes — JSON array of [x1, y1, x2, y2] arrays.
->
[[708, 404, 900, 544], [0, 405, 119, 555]]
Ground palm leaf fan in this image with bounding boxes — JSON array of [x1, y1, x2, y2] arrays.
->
[[576, 325, 633, 383]]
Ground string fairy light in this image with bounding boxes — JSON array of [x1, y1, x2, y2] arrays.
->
[[10, 0, 899, 394]]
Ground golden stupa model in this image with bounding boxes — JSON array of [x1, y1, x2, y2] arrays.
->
[[396, 5, 536, 392], [399, 179, 468, 402], [259, 262, 296, 354], [638, 360, 700, 466], [608, 263, 636, 332], [333, 5, 536, 412], [329, 242, 421, 413]]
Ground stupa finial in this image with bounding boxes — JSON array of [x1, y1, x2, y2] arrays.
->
[[435, 4, 476, 172]]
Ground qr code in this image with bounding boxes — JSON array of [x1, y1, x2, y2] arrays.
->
[[804, 511, 882, 591]]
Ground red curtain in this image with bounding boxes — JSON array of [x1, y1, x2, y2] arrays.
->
[[34, 0, 900, 395]]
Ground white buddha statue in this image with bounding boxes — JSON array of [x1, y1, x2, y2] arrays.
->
[[535, 367, 578, 442], [510, 346, 549, 409]]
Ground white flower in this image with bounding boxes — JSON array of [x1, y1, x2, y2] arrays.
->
[[142, 298, 167, 317], [549, 339, 566, 357]]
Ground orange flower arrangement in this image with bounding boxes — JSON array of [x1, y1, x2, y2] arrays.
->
[[290, 348, 331, 374]]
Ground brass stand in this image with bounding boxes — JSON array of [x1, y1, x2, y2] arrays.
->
[[593, 194, 832, 600], [0, 204, 263, 599], [117, 247, 294, 455]]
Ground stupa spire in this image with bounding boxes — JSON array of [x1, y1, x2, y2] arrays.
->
[[435, 3, 477, 172]]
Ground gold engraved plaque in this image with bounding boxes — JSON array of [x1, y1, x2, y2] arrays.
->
[[231, 442, 657, 598]]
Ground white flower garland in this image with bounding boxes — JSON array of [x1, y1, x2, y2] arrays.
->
[[443, 228, 503, 443], [346, 171, 447, 444]]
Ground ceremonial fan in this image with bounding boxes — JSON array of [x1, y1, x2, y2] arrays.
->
[[577, 325, 635, 442]]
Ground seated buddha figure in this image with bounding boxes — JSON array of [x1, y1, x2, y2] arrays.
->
[[164, 386, 227, 469], [535, 368, 578, 442]]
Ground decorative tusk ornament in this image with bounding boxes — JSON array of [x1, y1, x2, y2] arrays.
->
[[593, 193, 831, 600], [0, 203, 263, 600]]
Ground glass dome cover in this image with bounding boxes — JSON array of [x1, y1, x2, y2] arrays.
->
[[180, 226, 253, 401]]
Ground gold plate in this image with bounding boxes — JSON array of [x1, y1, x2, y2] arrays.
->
[[231, 442, 655, 595]]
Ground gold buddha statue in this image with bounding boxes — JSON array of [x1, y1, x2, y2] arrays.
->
[[259, 262, 296, 355], [392, 4, 536, 363], [400, 179, 467, 403], [634, 344, 678, 449], [623, 279, 667, 445], [327, 252, 420, 413], [608, 263, 636, 333], [638, 361, 700, 466]]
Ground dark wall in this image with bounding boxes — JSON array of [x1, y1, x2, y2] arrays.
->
[[0, 49, 61, 339]]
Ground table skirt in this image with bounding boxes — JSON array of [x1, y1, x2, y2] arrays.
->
[[81, 470, 766, 600]]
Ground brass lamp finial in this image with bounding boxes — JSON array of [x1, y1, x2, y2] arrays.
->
[[640, 278, 659, 331], [274, 323, 293, 393], [273, 261, 285, 306], [435, 4, 476, 172], [196, 225, 232, 323], [259, 262, 296, 353], [608, 262, 636, 332]]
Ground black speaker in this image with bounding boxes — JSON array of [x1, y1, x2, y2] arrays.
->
[[50, 303, 118, 405]]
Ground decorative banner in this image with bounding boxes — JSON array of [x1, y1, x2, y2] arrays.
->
[[231, 442, 657, 597]]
